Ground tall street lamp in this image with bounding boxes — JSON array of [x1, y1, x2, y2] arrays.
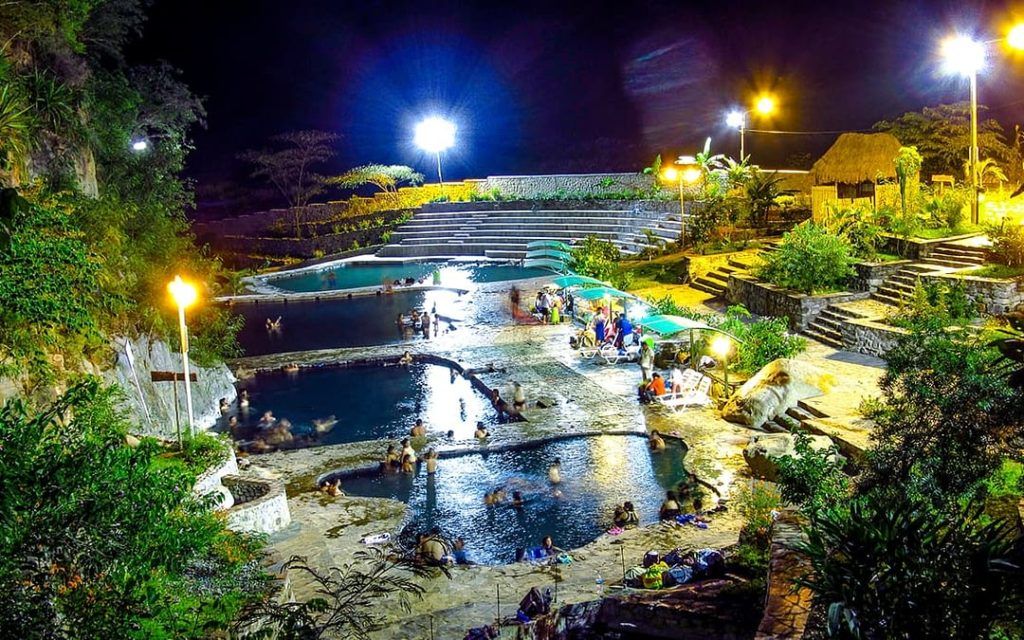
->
[[940, 26, 1024, 225], [661, 156, 702, 246], [168, 275, 198, 438], [711, 334, 732, 400], [414, 117, 456, 199], [725, 95, 776, 160]]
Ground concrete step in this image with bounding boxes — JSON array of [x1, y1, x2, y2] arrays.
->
[[803, 327, 843, 349], [705, 270, 730, 284], [786, 405, 816, 423], [484, 249, 527, 260], [936, 242, 989, 257], [820, 305, 859, 320], [690, 279, 726, 296], [920, 256, 978, 269], [797, 400, 829, 419], [888, 274, 919, 287], [812, 315, 843, 332], [870, 290, 903, 306], [806, 322, 842, 342]]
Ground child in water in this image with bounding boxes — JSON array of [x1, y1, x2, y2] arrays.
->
[[548, 458, 562, 484]]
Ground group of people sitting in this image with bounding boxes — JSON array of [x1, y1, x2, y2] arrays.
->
[[380, 434, 439, 475], [416, 528, 472, 566], [396, 308, 438, 338], [489, 382, 527, 422], [623, 546, 726, 590]]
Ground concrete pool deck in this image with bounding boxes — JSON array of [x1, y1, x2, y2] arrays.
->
[[227, 276, 885, 638]]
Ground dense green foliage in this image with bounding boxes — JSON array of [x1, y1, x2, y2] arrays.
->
[[755, 222, 857, 293], [888, 278, 977, 330], [327, 164, 424, 202], [716, 305, 808, 374], [569, 235, 633, 289], [796, 494, 1022, 640], [0, 1, 241, 381], [989, 220, 1024, 267], [775, 430, 851, 519], [0, 379, 266, 638]]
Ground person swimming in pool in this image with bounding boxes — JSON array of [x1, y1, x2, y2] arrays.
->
[[548, 458, 562, 484], [398, 351, 413, 366], [474, 422, 489, 439], [219, 398, 230, 415], [425, 448, 438, 474], [512, 491, 525, 509], [381, 444, 400, 472], [410, 418, 427, 437], [649, 429, 666, 451], [239, 389, 250, 410]]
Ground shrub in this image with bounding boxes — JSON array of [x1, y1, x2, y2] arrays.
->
[[922, 186, 969, 230], [716, 305, 807, 375], [889, 278, 977, 330], [755, 222, 856, 294], [988, 221, 1024, 267], [569, 235, 623, 282], [796, 494, 1023, 640], [0, 379, 266, 638], [735, 480, 783, 549], [776, 429, 851, 519]]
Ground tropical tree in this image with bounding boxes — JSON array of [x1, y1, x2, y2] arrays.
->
[[874, 103, 1013, 179], [0, 83, 33, 181], [328, 164, 424, 207], [744, 170, 783, 225], [967, 157, 1008, 186], [894, 145, 922, 218], [238, 130, 339, 235]]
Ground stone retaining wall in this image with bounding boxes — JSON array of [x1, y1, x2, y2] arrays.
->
[[478, 173, 655, 199], [224, 474, 291, 534], [851, 260, 913, 292], [880, 232, 985, 260], [923, 272, 1024, 314], [839, 318, 907, 358], [727, 274, 867, 331], [216, 227, 391, 259], [194, 447, 239, 510]]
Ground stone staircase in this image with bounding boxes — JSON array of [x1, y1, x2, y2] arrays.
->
[[765, 401, 828, 433], [869, 264, 939, 306], [920, 241, 988, 270], [377, 203, 683, 259], [801, 304, 862, 349], [689, 253, 762, 298]]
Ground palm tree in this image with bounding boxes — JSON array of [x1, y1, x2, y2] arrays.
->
[[745, 171, 784, 225], [0, 83, 33, 183]]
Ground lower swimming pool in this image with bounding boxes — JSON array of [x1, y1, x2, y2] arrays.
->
[[264, 260, 550, 293], [233, 289, 465, 356], [223, 362, 495, 448], [335, 435, 688, 565]]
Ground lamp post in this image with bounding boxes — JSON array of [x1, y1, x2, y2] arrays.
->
[[711, 334, 732, 399], [939, 27, 1024, 225], [414, 117, 456, 199], [725, 95, 776, 161], [661, 156, 701, 246], [168, 275, 198, 438]]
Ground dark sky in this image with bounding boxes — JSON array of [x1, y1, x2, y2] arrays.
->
[[129, 0, 1024, 200]]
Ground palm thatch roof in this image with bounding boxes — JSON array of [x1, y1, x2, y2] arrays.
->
[[811, 133, 903, 185]]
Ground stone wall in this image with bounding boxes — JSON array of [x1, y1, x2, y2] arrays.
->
[[923, 272, 1024, 314], [880, 233, 986, 261], [756, 511, 812, 639], [851, 259, 913, 292], [215, 226, 392, 259], [224, 475, 291, 534], [839, 318, 907, 358], [419, 198, 679, 214], [193, 447, 239, 510], [105, 335, 237, 438], [478, 173, 656, 199], [727, 274, 867, 331]]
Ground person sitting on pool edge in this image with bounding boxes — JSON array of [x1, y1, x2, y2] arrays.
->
[[410, 418, 427, 437], [398, 350, 413, 366], [613, 501, 640, 528], [452, 537, 472, 565], [417, 530, 450, 566], [649, 429, 666, 452], [640, 373, 667, 403], [659, 490, 682, 521]]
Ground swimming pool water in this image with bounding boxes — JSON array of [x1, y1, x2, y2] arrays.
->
[[267, 261, 550, 293], [337, 435, 688, 564], [234, 289, 465, 356], [223, 362, 495, 447]]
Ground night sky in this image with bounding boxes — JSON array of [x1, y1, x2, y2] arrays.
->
[[128, 0, 1024, 207]]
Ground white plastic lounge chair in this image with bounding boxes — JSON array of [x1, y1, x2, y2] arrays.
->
[[599, 343, 640, 365], [578, 343, 602, 359], [678, 376, 714, 408], [655, 369, 702, 411]]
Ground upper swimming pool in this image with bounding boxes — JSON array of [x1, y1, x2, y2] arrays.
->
[[264, 261, 550, 293], [222, 361, 495, 448], [334, 435, 688, 565], [233, 289, 466, 356]]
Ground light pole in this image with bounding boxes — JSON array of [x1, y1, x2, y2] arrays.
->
[[725, 95, 776, 161], [168, 275, 198, 438], [414, 117, 456, 199], [662, 157, 701, 246], [711, 334, 732, 399], [939, 27, 1024, 225]]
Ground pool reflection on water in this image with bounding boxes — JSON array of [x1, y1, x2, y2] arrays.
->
[[233, 289, 465, 356], [224, 362, 495, 447], [336, 435, 688, 565]]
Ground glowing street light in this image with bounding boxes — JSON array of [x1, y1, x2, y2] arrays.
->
[[940, 34, 987, 225], [1008, 23, 1024, 50], [725, 94, 777, 160], [711, 334, 732, 398], [168, 275, 198, 439], [414, 117, 456, 198], [131, 139, 149, 152], [661, 155, 701, 246]]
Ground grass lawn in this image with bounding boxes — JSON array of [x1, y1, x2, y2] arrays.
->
[[620, 251, 692, 289], [966, 264, 1024, 279], [912, 224, 982, 240]]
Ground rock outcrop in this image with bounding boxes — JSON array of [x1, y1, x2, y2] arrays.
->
[[722, 359, 831, 430], [743, 432, 839, 481]]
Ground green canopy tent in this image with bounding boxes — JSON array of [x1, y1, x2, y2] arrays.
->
[[523, 257, 569, 273], [525, 248, 572, 262], [526, 240, 572, 252], [551, 274, 606, 289], [637, 314, 741, 374], [573, 286, 639, 302]]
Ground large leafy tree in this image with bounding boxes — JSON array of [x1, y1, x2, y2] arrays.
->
[[0, 379, 265, 639], [873, 103, 1015, 180], [328, 164, 424, 207]]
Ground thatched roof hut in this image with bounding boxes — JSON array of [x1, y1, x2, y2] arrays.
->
[[811, 133, 902, 185]]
